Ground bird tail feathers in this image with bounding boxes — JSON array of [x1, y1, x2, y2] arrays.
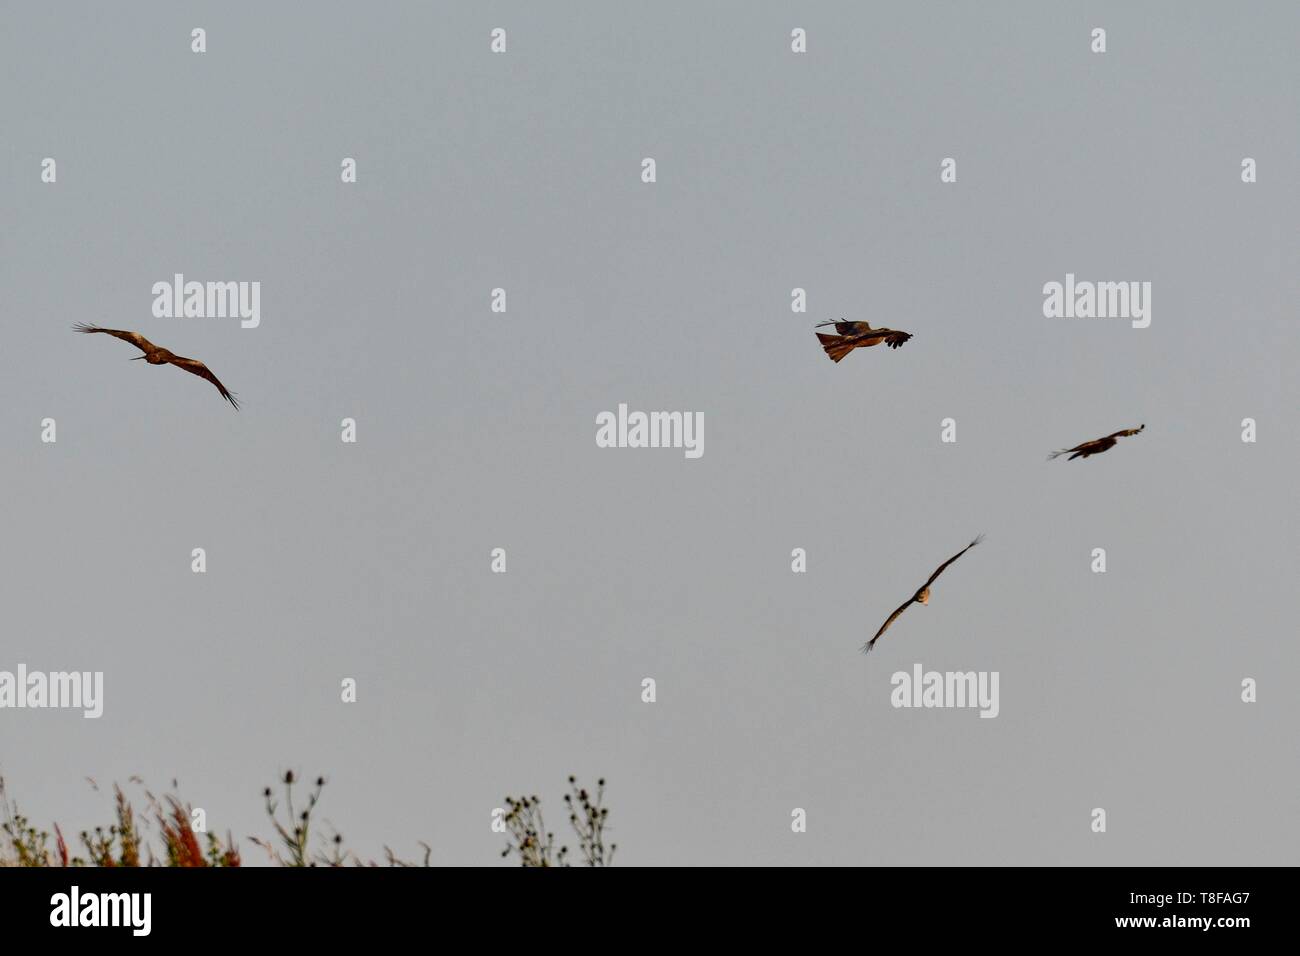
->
[[816, 332, 854, 363]]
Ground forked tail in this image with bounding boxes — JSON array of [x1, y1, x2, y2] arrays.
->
[[816, 332, 854, 363]]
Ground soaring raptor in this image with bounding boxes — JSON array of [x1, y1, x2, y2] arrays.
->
[[863, 536, 983, 653], [1048, 425, 1143, 461], [814, 319, 912, 363], [75, 324, 239, 409]]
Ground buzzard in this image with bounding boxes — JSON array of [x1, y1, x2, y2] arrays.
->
[[75, 324, 239, 409], [1048, 425, 1144, 461], [863, 536, 983, 653], [814, 319, 912, 363]]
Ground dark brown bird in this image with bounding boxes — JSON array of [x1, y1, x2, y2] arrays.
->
[[75, 324, 239, 409], [815, 319, 912, 363], [863, 536, 983, 653], [1048, 425, 1143, 461]]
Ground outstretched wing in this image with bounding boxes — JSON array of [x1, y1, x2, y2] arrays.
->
[[815, 319, 872, 335], [922, 535, 984, 589], [842, 326, 912, 348], [1106, 425, 1144, 439], [168, 355, 239, 409], [863, 597, 915, 653], [74, 323, 158, 354]]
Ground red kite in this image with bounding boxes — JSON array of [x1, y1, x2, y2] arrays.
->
[[864, 536, 983, 653], [1048, 425, 1143, 460], [75, 324, 239, 409], [815, 319, 912, 363]]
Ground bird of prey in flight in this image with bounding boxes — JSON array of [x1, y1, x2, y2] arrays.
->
[[1048, 425, 1143, 461], [863, 536, 983, 653], [75, 324, 239, 409], [814, 319, 912, 363]]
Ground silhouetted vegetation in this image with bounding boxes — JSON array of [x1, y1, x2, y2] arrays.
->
[[2, 775, 239, 867], [500, 776, 615, 867], [1, 770, 611, 867]]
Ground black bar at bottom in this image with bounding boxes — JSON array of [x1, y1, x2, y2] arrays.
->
[[0, 865, 1278, 941]]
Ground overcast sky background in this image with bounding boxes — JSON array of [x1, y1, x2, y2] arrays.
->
[[2, 2, 1297, 865]]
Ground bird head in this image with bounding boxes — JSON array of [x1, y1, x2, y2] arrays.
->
[[917, 587, 931, 605]]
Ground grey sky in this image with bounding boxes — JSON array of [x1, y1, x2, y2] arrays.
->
[[2, 2, 1297, 865]]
